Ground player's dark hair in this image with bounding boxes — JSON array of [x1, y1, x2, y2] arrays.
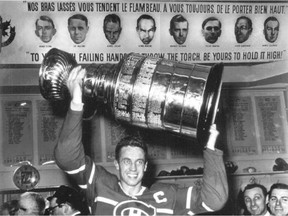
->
[[264, 16, 279, 28], [68, 14, 88, 26], [202, 17, 221, 29], [136, 14, 156, 30], [268, 183, 288, 198], [243, 183, 268, 197], [235, 16, 252, 29], [115, 136, 148, 162], [36, 15, 55, 28], [104, 14, 121, 27], [170, 14, 188, 30]]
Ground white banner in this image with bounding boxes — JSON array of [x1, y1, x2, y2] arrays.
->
[[0, 1, 288, 64]]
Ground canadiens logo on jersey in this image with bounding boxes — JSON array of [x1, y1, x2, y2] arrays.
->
[[113, 200, 156, 216]]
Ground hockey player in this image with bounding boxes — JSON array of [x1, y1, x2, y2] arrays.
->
[[55, 66, 229, 215]]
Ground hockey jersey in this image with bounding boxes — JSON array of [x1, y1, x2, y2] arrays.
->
[[55, 109, 228, 215]]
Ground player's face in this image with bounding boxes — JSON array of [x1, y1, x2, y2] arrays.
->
[[36, 20, 55, 43], [68, 19, 89, 44], [244, 187, 267, 215], [268, 189, 288, 216], [264, 20, 279, 43], [115, 146, 147, 191], [235, 18, 252, 43], [202, 20, 221, 44], [15, 195, 37, 215], [104, 21, 121, 45], [137, 19, 156, 44], [171, 21, 188, 45]]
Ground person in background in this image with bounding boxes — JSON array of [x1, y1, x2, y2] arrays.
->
[[46, 185, 89, 215], [263, 16, 279, 43], [268, 183, 288, 216], [234, 16, 253, 44], [201, 17, 222, 44], [35, 15, 56, 43], [103, 14, 122, 45], [242, 183, 271, 216], [68, 14, 89, 44], [136, 14, 156, 45], [15, 192, 46, 215], [169, 14, 189, 45], [53, 66, 228, 215], [0, 200, 18, 215]]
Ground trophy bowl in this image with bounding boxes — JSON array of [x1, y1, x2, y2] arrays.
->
[[39, 48, 223, 146]]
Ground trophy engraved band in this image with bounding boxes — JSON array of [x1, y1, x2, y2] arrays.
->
[[39, 48, 223, 146]]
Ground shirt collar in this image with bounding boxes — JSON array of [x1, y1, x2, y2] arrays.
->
[[118, 182, 147, 198]]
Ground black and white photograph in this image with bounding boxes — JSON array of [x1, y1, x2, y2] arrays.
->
[[0, 1, 288, 215]]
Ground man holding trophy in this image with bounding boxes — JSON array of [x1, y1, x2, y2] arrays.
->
[[53, 64, 228, 215]]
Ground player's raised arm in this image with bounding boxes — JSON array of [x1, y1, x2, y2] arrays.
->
[[54, 66, 87, 173], [201, 124, 228, 211], [177, 124, 228, 214]]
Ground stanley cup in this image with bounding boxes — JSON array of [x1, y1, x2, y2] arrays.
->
[[39, 48, 223, 145]]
